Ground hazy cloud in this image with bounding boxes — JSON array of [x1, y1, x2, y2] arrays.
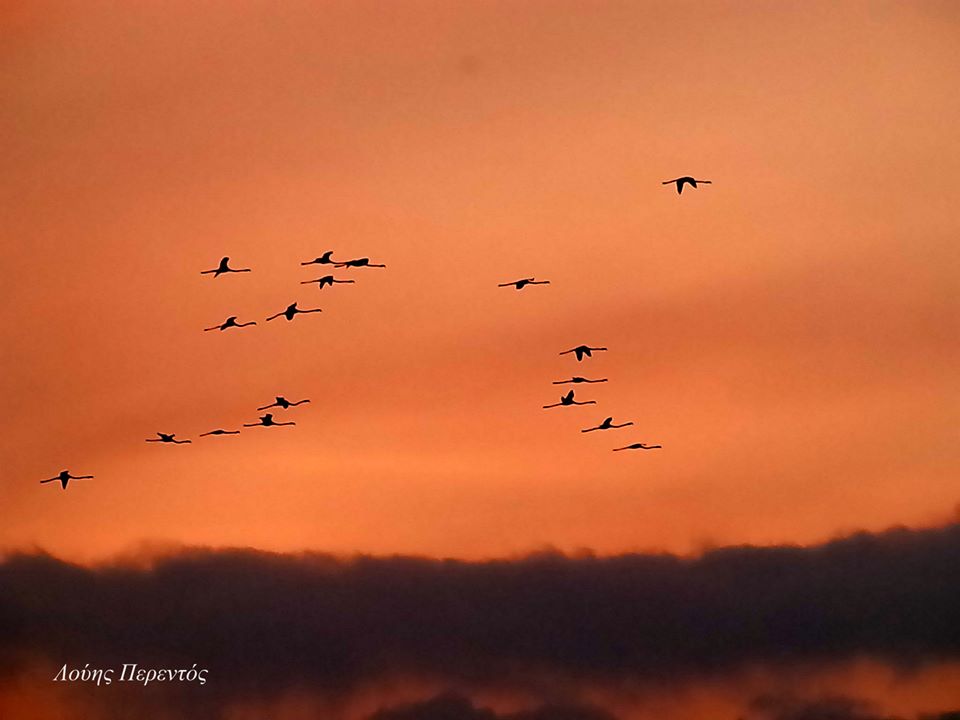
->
[[2, 523, 960, 702], [369, 693, 616, 720], [750, 694, 896, 720]]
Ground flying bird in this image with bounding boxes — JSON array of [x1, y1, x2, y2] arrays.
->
[[581, 417, 633, 433], [554, 376, 608, 385], [560, 345, 607, 362], [543, 390, 597, 409], [243, 413, 295, 428], [301, 251, 339, 266], [199, 429, 241, 437], [662, 176, 711, 194], [257, 396, 310, 411], [613, 443, 662, 451], [334, 257, 386, 268], [265, 303, 322, 322], [40, 470, 93, 490], [204, 315, 257, 332], [300, 275, 355, 289], [145, 433, 191, 444], [200, 256, 251, 277], [498, 278, 550, 290]]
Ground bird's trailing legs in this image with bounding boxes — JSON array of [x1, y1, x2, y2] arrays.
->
[[146, 433, 191, 444], [265, 303, 322, 322], [334, 257, 386, 268], [301, 276, 355, 289], [560, 345, 607, 362], [40, 470, 93, 490], [498, 278, 550, 290], [201, 256, 251, 277], [257, 396, 310, 411], [543, 390, 597, 409], [244, 413, 295, 428], [581, 417, 633, 433], [204, 316, 257, 332], [662, 177, 711, 195]]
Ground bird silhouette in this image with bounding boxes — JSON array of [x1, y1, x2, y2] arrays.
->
[[543, 390, 597, 409], [200, 256, 251, 277], [265, 303, 322, 322], [257, 396, 310, 411], [146, 433, 191, 444], [613, 443, 662, 451], [301, 251, 339, 266], [40, 470, 93, 490], [243, 413, 295, 428], [554, 376, 608, 385], [204, 315, 257, 332], [560, 345, 607, 362], [300, 275, 355, 289], [498, 278, 550, 290], [662, 176, 711, 194], [581, 417, 633, 433], [334, 257, 386, 268], [199, 429, 241, 437]]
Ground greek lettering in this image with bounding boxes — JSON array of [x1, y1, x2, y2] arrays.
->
[[50, 662, 206, 686]]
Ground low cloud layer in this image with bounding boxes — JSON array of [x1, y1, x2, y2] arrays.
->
[[750, 693, 960, 720], [751, 694, 893, 720], [369, 695, 960, 720], [369, 693, 616, 720], [2, 523, 960, 702]]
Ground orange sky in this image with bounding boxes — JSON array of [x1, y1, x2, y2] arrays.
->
[[3, 659, 960, 720], [2, 0, 959, 562]]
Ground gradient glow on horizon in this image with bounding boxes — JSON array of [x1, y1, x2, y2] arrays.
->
[[2, 0, 959, 562]]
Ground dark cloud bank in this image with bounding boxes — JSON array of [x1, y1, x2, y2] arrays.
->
[[370, 693, 616, 720], [372, 694, 960, 720], [748, 694, 960, 720], [2, 523, 960, 715]]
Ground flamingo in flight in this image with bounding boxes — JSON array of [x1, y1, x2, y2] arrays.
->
[[662, 176, 711, 195], [201, 256, 251, 277], [301, 251, 339, 266], [554, 376, 608, 385], [199, 429, 241, 437], [204, 316, 257, 332], [301, 275, 355, 289], [40, 470, 93, 490], [543, 390, 597, 409], [244, 413, 295, 428], [560, 345, 607, 362], [146, 433, 191, 444], [613, 443, 662, 451], [265, 303, 322, 322], [334, 257, 386, 269], [498, 278, 550, 290], [258, 396, 310, 411], [581, 417, 633, 433]]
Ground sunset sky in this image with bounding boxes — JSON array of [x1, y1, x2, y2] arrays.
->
[[2, 1, 959, 718]]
